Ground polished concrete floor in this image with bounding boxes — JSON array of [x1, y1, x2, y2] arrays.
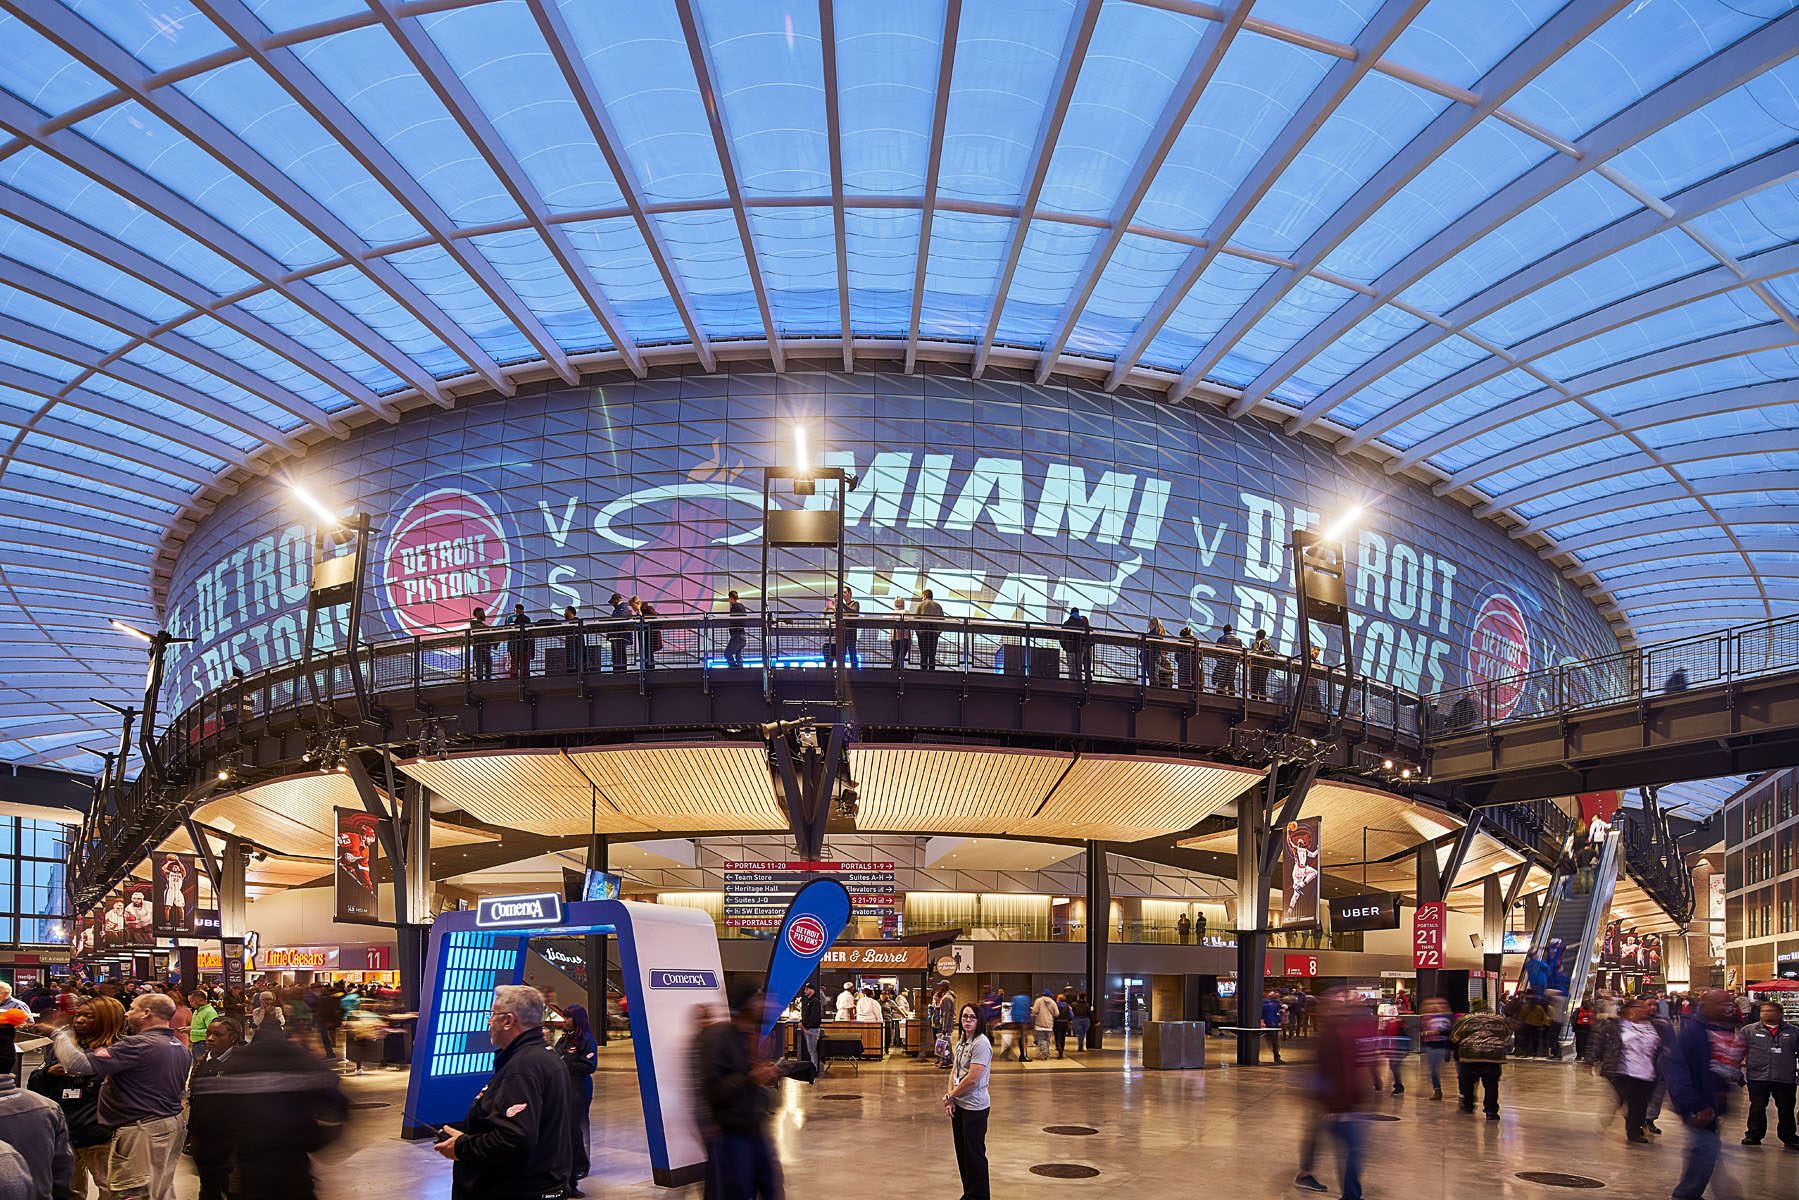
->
[[176, 1039, 1799, 1198]]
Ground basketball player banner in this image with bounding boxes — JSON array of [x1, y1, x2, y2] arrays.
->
[[1280, 817, 1322, 928], [334, 808, 383, 925], [151, 851, 200, 937]]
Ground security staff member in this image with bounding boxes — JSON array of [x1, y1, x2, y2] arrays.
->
[[435, 985, 572, 1200], [1740, 1000, 1799, 1147]]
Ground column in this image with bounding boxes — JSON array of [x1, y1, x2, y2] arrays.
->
[[396, 784, 432, 1014], [586, 834, 609, 1047], [1085, 842, 1109, 1050], [1481, 875, 1506, 1010], [1235, 793, 1266, 1065], [218, 835, 247, 997], [1414, 841, 1444, 1004]]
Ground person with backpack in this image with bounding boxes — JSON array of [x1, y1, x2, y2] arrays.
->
[[555, 1004, 600, 1197], [1053, 993, 1073, 1059], [1450, 1001, 1513, 1119]]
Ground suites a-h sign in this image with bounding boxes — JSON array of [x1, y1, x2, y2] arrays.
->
[[476, 893, 563, 929]]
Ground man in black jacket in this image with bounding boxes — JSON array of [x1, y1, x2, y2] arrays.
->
[[798, 984, 823, 1072], [607, 593, 633, 673], [694, 980, 782, 1199], [192, 1019, 346, 1200], [436, 985, 572, 1200]]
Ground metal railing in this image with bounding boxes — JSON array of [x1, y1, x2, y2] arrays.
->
[[1422, 612, 1799, 736], [1619, 804, 1696, 926]]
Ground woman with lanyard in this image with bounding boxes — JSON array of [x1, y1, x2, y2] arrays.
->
[[556, 1003, 600, 1199], [26, 995, 124, 1199], [943, 1003, 992, 1200]]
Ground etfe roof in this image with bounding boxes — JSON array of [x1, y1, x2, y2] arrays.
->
[[0, 0, 1794, 786]]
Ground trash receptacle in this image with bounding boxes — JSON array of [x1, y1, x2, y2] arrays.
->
[[1143, 1021, 1207, 1069]]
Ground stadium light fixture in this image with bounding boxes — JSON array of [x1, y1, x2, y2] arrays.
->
[[793, 425, 810, 474], [109, 619, 152, 644], [1320, 504, 1364, 543], [292, 483, 343, 528]]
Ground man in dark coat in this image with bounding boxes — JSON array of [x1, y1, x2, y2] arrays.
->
[[694, 980, 782, 1199], [436, 985, 572, 1200]]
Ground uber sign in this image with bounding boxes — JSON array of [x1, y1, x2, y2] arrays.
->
[[1329, 892, 1402, 932], [475, 892, 563, 929]]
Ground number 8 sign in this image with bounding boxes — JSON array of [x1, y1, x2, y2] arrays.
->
[[1413, 901, 1446, 970]]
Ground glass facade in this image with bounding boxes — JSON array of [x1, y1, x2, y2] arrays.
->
[[161, 367, 1619, 715], [0, 817, 72, 947], [0, 2, 1792, 776]]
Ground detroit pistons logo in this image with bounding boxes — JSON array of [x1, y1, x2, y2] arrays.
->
[[786, 915, 827, 958], [382, 487, 511, 636], [1466, 592, 1531, 718]]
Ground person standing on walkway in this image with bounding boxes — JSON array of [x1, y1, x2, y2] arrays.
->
[[196, 1017, 348, 1200], [943, 1003, 991, 1200], [1739, 999, 1799, 1148], [694, 981, 782, 1200], [888, 597, 911, 670], [1449, 1001, 1512, 1120], [638, 599, 664, 670], [1070, 993, 1092, 1052], [434, 985, 573, 1200], [914, 589, 944, 670], [1294, 987, 1370, 1197], [1419, 997, 1452, 1101], [0, 1015, 72, 1200], [836, 587, 861, 670], [1030, 991, 1058, 1062], [1262, 992, 1286, 1064], [798, 984, 824, 1072], [1212, 625, 1242, 694], [1053, 994, 1072, 1059], [186, 1015, 244, 1200], [607, 593, 632, 673], [723, 590, 749, 669], [1667, 988, 1746, 1200], [1007, 992, 1032, 1063], [48, 991, 191, 1200], [469, 607, 494, 681], [554, 1004, 599, 1198], [1177, 912, 1192, 944], [26, 994, 122, 1199], [187, 992, 217, 1056], [1061, 607, 1092, 684], [561, 605, 585, 675], [508, 602, 533, 678], [1590, 995, 1670, 1143], [1248, 628, 1273, 699]]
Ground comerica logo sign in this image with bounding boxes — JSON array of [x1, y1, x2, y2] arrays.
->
[[475, 893, 563, 929], [650, 970, 720, 989]]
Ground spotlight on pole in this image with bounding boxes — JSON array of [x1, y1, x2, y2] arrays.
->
[[109, 619, 153, 644], [291, 483, 343, 528], [1319, 504, 1364, 544]]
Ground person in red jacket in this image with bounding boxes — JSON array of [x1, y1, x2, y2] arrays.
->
[[1295, 988, 1373, 1197]]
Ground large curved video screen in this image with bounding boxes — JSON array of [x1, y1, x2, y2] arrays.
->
[[164, 367, 1617, 712]]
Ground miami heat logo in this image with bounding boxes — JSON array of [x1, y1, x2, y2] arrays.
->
[[382, 487, 511, 635], [1467, 592, 1531, 719]]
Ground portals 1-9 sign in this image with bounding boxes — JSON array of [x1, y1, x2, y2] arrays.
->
[[164, 372, 1618, 714]]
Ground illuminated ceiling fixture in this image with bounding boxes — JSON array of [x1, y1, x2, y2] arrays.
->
[[109, 619, 153, 644], [1319, 505, 1365, 544]]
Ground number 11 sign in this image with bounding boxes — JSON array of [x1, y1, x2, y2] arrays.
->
[[1413, 901, 1446, 970]]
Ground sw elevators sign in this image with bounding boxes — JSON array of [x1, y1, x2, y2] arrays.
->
[[1329, 892, 1402, 932]]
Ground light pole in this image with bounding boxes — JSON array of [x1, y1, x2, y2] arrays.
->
[[292, 484, 375, 721], [109, 619, 191, 786]]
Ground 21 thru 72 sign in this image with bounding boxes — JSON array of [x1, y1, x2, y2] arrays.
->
[[1413, 902, 1446, 970]]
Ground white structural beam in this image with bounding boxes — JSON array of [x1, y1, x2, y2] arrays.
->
[[673, 0, 786, 372], [523, 0, 714, 371], [1257, 13, 1799, 420], [1566, 535, 1799, 577], [192, 0, 582, 385], [1101, 0, 1428, 391], [0, 185, 389, 412], [0, 471, 176, 530], [1338, 236, 1799, 454], [0, 95, 442, 408], [1406, 323, 1798, 481], [1031, 0, 1255, 383], [0, 360, 255, 472], [968, 0, 1103, 379], [0, 314, 302, 450], [1588, 563, 1791, 596], [1511, 468, 1797, 539], [5, 2, 504, 399], [1480, 432, 1786, 518], [1459, 381, 1794, 497], [903, 0, 962, 374], [368, 1, 646, 380], [1164, 1, 1632, 410], [1546, 507, 1795, 558], [819, 0, 852, 370]]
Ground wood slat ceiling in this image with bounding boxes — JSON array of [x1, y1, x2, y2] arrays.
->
[[191, 772, 497, 857], [1611, 871, 1685, 934], [1020, 754, 1261, 842], [402, 751, 657, 836], [566, 745, 785, 832], [851, 746, 1070, 834]]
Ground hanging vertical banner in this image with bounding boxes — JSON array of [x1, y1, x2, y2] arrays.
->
[[100, 892, 127, 947], [1281, 816, 1322, 928], [152, 852, 199, 937], [221, 938, 247, 994], [334, 808, 382, 924], [760, 878, 853, 1037], [123, 881, 156, 946]]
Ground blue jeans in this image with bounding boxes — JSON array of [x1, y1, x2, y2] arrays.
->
[[1673, 1116, 1721, 1200], [1072, 1017, 1090, 1048], [1424, 1046, 1449, 1092], [1299, 1113, 1363, 1200]]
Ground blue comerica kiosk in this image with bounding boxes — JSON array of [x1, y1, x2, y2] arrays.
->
[[401, 893, 726, 1187]]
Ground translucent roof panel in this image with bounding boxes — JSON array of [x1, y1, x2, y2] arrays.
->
[[0, 0, 1792, 768]]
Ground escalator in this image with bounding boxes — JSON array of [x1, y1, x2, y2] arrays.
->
[[1520, 826, 1622, 1049]]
